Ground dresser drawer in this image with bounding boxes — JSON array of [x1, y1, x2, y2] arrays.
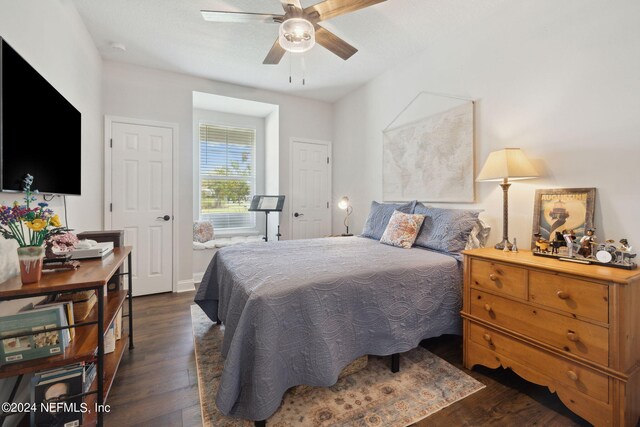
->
[[529, 271, 609, 323], [469, 322, 609, 403], [470, 259, 527, 299], [470, 289, 609, 366]]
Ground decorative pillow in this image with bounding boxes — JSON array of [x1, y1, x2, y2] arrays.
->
[[193, 221, 214, 243], [414, 204, 481, 253], [380, 210, 425, 249], [361, 200, 417, 240], [465, 218, 491, 250]]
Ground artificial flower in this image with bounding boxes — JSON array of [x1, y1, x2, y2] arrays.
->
[[25, 218, 47, 232], [50, 214, 62, 227], [0, 174, 68, 247]]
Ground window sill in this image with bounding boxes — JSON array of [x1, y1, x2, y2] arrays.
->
[[214, 229, 262, 238]]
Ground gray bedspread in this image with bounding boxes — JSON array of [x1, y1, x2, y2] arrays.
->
[[194, 236, 462, 421]]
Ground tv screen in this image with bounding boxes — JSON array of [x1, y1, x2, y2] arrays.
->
[[0, 37, 81, 195]]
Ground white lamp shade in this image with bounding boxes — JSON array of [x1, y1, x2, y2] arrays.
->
[[338, 196, 349, 210], [279, 18, 315, 53], [476, 148, 539, 182]]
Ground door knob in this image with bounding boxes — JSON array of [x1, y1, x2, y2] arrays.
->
[[157, 215, 171, 221], [294, 212, 304, 217]]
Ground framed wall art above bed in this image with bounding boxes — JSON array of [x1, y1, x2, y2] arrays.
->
[[382, 94, 475, 203]]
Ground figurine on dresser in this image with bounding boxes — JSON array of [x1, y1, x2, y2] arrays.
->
[[578, 228, 596, 258]]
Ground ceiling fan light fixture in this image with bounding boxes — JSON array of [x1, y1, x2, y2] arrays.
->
[[279, 18, 315, 53]]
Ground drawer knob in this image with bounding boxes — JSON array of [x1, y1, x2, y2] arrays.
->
[[566, 370, 579, 381], [489, 273, 498, 281], [556, 290, 570, 300], [484, 303, 493, 313], [483, 333, 493, 344], [566, 331, 580, 342]]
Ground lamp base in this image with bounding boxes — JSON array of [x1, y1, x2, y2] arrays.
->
[[341, 233, 354, 237], [494, 238, 513, 251]]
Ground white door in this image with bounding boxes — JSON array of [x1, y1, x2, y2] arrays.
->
[[111, 122, 173, 296], [290, 139, 331, 239]]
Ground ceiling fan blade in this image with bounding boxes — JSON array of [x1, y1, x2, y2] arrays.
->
[[304, 0, 386, 22], [263, 39, 286, 64], [200, 10, 282, 23], [314, 26, 357, 60], [280, 0, 302, 12]]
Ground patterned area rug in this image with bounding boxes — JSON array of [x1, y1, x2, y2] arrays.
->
[[191, 305, 484, 427]]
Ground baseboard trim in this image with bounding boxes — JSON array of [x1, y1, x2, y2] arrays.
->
[[193, 272, 204, 285], [176, 279, 196, 293]]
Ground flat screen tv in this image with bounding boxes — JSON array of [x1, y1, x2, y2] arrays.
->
[[0, 37, 81, 195]]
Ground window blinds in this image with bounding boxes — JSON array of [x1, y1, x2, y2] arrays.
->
[[199, 124, 256, 230]]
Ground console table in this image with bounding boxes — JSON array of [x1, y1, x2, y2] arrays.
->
[[0, 247, 134, 426]]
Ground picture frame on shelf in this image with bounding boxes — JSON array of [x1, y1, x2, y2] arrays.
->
[[530, 187, 596, 250]]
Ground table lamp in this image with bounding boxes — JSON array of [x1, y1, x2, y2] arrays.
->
[[338, 196, 353, 236], [477, 148, 538, 250]]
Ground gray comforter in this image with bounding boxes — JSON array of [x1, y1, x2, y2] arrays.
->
[[194, 236, 462, 421]]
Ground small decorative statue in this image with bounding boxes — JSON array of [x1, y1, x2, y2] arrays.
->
[[563, 229, 577, 258], [619, 238, 636, 265], [578, 228, 596, 258], [511, 238, 518, 253], [620, 238, 632, 252], [533, 232, 550, 253]]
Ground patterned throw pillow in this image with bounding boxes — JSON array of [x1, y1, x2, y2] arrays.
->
[[193, 221, 214, 243], [413, 204, 481, 253], [380, 210, 425, 249], [361, 200, 417, 240]]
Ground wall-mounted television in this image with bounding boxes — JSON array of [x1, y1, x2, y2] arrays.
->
[[0, 37, 81, 195]]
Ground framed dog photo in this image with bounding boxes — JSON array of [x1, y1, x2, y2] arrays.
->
[[530, 188, 596, 249]]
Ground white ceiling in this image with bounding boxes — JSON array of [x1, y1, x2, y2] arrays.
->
[[72, 0, 506, 102]]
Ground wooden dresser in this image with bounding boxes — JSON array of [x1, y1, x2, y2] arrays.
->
[[461, 248, 640, 426]]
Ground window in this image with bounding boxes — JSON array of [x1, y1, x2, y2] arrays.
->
[[199, 124, 256, 230]]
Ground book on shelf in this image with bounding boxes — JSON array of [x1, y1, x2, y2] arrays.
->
[[58, 290, 97, 321], [31, 364, 84, 427], [105, 323, 116, 354], [115, 307, 122, 340], [0, 306, 68, 365], [83, 361, 97, 393], [37, 300, 75, 342]]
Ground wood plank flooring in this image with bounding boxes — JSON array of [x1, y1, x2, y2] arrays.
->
[[105, 291, 589, 426]]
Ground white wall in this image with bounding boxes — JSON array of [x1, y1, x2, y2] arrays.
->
[[103, 61, 333, 283], [333, 0, 640, 247], [0, 1, 102, 422], [0, 0, 103, 233]]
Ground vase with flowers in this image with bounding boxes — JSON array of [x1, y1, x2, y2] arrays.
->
[[0, 175, 68, 284]]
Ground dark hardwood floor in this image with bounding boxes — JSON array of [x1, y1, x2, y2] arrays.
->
[[105, 292, 589, 426]]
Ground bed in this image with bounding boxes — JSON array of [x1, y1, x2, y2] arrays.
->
[[194, 234, 465, 422]]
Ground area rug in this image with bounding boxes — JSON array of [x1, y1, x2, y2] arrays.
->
[[191, 305, 484, 427]]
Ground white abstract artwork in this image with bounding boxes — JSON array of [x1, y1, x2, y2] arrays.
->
[[383, 101, 474, 202]]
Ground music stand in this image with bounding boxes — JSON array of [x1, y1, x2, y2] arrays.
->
[[248, 195, 285, 242]]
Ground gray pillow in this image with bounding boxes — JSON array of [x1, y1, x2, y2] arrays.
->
[[361, 200, 417, 240], [414, 204, 481, 253]]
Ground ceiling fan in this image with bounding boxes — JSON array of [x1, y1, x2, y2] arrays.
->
[[201, 0, 387, 64]]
